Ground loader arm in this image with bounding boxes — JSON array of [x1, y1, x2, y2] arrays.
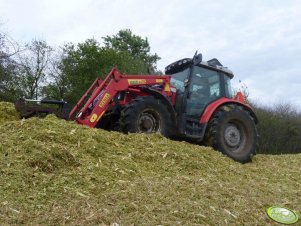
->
[[69, 68, 172, 128]]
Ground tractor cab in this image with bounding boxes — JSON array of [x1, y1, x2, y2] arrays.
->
[[165, 54, 235, 137], [166, 54, 234, 118]]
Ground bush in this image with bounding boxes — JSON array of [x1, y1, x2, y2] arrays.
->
[[254, 102, 301, 154]]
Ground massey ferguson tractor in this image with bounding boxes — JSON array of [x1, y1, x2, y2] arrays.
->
[[68, 53, 259, 163]]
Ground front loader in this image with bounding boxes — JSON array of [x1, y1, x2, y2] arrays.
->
[[69, 53, 258, 163]]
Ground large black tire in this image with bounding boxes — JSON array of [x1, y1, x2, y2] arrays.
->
[[205, 105, 258, 163], [120, 96, 174, 137]]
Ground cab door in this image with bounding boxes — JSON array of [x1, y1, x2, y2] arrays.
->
[[186, 66, 221, 118]]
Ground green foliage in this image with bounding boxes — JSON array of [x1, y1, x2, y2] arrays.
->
[[41, 83, 66, 100], [103, 29, 160, 68], [0, 32, 23, 102], [40, 50, 70, 100], [60, 38, 149, 105], [0, 63, 22, 102], [0, 28, 160, 105], [254, 102, 301, 154]]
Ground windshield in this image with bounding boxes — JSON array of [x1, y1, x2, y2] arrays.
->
[[170, 68, 189, 93]]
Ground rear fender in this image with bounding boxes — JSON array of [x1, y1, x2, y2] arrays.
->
[[200, 97, 258, 124]]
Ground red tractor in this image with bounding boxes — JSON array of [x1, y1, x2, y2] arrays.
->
[[69, 53, 258, 163]]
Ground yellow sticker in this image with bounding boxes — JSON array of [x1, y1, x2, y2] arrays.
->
[[90, 113, 98, 123], [156, 79, 163, 83], [99, 93, 111, 108], [164, 84, 171, 92], [128, 79, 146, 85]]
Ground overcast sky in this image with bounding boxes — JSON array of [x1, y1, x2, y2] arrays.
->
[[1, 0, 301, 110]]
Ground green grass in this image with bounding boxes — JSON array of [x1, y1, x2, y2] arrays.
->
[[0, 102, 300, 225]]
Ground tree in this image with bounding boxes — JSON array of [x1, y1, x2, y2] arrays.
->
[[41, 48, 70, 100], [103, 29, 160, 68], [19, 40, 53, 99], [0, 30, 22, 102], [60, 38, 149, 105]]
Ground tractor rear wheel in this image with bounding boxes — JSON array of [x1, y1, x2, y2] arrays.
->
[[205, 105, 258, 163], [120, 96, 174, 137]]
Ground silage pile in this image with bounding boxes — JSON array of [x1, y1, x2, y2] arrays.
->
[[0, 102, 300, 225], [0, 102, 20, 124]]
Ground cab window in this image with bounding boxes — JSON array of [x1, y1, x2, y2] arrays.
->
[[186, 66, 220, 117]]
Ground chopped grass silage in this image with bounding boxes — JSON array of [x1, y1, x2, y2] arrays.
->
[[0, 102, 19, 124], [0, 103, 300, 225]]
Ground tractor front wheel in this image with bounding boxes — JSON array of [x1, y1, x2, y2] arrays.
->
[[205, 105, 258, 163], [120, 96, 174, 137]]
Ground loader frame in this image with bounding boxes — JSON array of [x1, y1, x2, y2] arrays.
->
[[69, 68, 175, 128]]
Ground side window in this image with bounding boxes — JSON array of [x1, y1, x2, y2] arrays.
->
[[186, 66, 220, 117], [224, 74, 233, 98]]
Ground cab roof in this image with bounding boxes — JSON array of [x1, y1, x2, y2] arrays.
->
[[165, 58, 234, 79]]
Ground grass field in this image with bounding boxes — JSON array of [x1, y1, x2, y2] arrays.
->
[[0, 102, 300, 225]]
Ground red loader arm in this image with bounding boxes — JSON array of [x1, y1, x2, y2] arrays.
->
[[69, 68, 172, 128]]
